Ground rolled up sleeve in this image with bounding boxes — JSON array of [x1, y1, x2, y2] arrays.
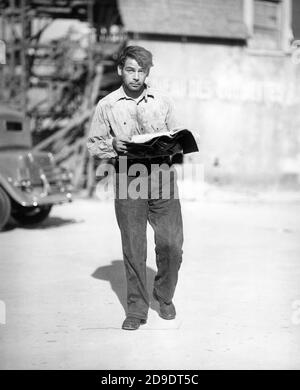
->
[[87, 102, 117, 159]]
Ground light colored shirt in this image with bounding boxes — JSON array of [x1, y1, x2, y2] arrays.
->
[[87, 85, 181, 159]]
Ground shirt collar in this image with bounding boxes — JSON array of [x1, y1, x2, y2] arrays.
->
[[112, 84, 155, 104]]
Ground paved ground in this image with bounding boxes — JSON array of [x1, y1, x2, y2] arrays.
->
[[0, 190, 300, 369]]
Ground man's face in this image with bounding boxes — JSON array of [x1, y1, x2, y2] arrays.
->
[[118, 57, 149, 93]]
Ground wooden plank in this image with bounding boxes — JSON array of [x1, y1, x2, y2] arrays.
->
[[33, 110, 91, 150]]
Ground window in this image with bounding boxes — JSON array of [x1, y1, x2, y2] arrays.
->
[[245, 0, 292, 51], [6, 121, 23, 131], [253, 0, 282, 49]]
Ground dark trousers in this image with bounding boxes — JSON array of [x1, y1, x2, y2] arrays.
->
[[114, 163, 184, 320]]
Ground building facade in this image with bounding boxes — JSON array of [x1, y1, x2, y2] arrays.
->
[[116, 0, 300, 187]]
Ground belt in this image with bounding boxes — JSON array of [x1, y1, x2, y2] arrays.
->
[[115, 156, 172, 174], [128, 156, 171, 164]]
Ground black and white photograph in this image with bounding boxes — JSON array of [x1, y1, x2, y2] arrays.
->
[[0, 0, 300, 372]]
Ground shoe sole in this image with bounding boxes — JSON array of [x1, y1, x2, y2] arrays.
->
[[159, 313, 176, 320], [122, 326, 139, 330]]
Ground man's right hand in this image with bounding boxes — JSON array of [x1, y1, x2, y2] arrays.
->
[[112, 136, 131, 154]]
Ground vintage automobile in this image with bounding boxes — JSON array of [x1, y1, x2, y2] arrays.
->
[[0, 106, 73, 230]]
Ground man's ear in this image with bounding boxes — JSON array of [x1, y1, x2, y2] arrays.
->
[[117, 66, 122, 76]]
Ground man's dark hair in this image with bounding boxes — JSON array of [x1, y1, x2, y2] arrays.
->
[[117, 46, 153, 70]]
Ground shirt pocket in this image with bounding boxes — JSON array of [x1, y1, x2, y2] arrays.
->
[[149, 110, 169, 133]]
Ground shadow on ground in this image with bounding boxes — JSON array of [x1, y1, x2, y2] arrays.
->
[[2, 216, 82, 231], [91, 259, 160, 316]]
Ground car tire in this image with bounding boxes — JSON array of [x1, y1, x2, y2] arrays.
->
[[0, 187, 11, 231], [12, 205, 52, 225]]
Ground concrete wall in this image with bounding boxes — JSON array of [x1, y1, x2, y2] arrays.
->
[[131, 39, 300, 187]]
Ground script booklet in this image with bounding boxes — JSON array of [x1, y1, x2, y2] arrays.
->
[[124, 128, 199, 158]]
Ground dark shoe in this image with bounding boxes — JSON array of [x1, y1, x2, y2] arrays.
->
[[153, 290, 176, 320], [122, 316, 146, 330]]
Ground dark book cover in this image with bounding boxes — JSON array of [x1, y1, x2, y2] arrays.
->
[[124, 129, 199, 158]]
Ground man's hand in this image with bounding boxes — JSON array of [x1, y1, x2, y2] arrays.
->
[[112, 135, 131, 154]]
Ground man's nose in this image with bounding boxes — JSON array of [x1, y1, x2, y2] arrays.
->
[[133, 71, 140, 81]]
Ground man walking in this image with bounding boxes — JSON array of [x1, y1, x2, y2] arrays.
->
[[87, 46, 184, 330]]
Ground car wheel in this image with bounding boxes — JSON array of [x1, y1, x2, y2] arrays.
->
[[0, 187, 11, 231], [12, 205, 52, 225]]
